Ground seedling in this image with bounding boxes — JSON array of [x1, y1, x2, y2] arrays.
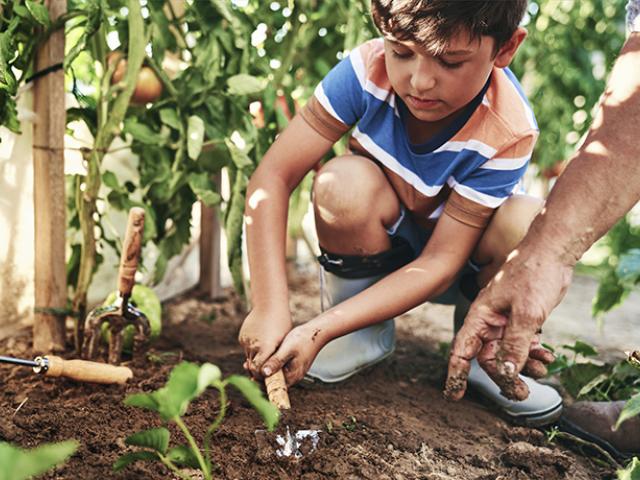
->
[[0, 440, 78, 480], [114, 361, 279, 480]]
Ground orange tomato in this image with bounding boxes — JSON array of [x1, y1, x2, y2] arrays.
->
[[107, 52, 163, 104]]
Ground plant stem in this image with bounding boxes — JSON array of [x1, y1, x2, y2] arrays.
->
[[158, 453, 192, 480], [174, 417, 210, 480], [204, 383, 228, 470]]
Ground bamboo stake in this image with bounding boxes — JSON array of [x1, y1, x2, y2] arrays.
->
[[199, 175, 223, 298], [32, 0, 67, 352]]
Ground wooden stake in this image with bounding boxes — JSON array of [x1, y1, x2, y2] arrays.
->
[[32, 0, 67, 353], [199, 174, 223, 299]]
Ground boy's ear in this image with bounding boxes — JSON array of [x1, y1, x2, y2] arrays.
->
[[493, 27, 527, 68]]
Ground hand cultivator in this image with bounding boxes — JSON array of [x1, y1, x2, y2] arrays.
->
[[82, 207, 151, 364], [0, 355, 133, 384]]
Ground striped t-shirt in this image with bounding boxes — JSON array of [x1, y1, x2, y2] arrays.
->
[[300, 39, 538, 229]]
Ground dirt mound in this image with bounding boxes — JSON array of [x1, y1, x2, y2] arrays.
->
[[0, 272, 610, 479]]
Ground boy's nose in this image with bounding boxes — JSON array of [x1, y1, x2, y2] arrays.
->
[[410, 58, 437, 93]]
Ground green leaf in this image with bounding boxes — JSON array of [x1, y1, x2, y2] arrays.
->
[[617, 249, 640, 286], [159, 109, 181, 131], [124, 393, 159, 412], [125, 427, 170, 454], [124, 118, 167, 146], [196, 363, 222, 395], [187, 173, 222, 207], [25, 0, 51, 27], [155, 362, 200, 421], [617, 457, 640, 480], [102, 171, 124, 192], [227, 74, 267, 96], [187, 116, 205, 160], [166, 445, 201, 469], [576, 373, 609, 398], [224, 138, 253, 170], [113, 451, 157, 472], [564, 340, 599, 358], [559, 362, 608, 398], [615, 393, 640, 430], [226, 375, 279, 431], [0, 440, 78, 480], [593, 270, 628, 317]]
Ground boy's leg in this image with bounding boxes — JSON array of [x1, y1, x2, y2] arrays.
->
[[306, 155, 411, 383], [455, 194, 563, 426]]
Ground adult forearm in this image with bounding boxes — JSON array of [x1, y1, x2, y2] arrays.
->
[[523, 33, 640, 265], [245, 173, 291, 310]]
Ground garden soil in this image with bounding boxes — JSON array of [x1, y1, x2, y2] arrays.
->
[[0, 269, 614, 479]]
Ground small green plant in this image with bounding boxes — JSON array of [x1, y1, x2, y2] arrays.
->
[[114, 361, 279, 480], [618, 457, 640, 480], [0, 440, 78, 480], [546, 341, 640, 401]]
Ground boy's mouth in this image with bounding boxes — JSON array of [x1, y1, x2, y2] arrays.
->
[[406, 95, 442, 110]]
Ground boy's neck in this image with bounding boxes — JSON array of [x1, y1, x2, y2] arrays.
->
[[405, 107, 463, 145]]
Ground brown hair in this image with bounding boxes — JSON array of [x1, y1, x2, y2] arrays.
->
[[371, 0, 528, 55]]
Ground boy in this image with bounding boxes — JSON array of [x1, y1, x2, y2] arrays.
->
[[240, 0, 562, 426]]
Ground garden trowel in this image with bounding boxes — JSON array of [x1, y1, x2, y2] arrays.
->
[[81, 207, 151, 364]]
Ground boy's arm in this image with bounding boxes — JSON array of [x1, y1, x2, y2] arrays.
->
[[239, 114, 334, 377], [261, 213, 484, 384]]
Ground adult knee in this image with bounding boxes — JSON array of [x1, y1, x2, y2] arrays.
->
[[313, 155, 399, 231]]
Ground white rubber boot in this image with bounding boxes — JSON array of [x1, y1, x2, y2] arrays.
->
[[306, 271, 395, 383]]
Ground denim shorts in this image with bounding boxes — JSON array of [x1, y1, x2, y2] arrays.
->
[[386, 206, 479, 305]]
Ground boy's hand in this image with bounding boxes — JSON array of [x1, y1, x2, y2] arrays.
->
[[261, 323, 325, 386], [238, 307, 292, 379]]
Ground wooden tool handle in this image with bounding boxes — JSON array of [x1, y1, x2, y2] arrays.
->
[[118, 207, 145, 296], [44, 355, 133, 384], [265, 370, 291, 410]]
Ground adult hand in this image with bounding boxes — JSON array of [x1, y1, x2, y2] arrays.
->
[[261, 323, 325, 386], [238, 307, 292, 379], [445, 248, 573, 401]]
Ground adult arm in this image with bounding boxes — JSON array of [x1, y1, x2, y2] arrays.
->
[[446, 32, 640, 401], [239, 115, 334, 376]]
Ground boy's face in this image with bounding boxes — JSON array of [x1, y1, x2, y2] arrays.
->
[[384, 28, 525, 125]]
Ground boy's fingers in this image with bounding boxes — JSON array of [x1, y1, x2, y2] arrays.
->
[[262, 349, 294, 378]]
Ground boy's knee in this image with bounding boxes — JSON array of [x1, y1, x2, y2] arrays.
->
[[492, 194, 543, 246], [313, 155, 399, 228]]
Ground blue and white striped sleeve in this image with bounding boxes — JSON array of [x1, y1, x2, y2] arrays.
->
[[300, 47, 366, 142]]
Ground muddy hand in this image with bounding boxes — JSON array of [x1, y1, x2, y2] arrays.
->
[[261, 324, 323, 386], [238, 307, 292, 379]]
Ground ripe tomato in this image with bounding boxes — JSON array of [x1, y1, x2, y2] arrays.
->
[[108, 52, 163, 104]]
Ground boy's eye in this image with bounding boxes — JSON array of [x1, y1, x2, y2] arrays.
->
[[438, 58, 464, 69], [392, 49, 413, 59]]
